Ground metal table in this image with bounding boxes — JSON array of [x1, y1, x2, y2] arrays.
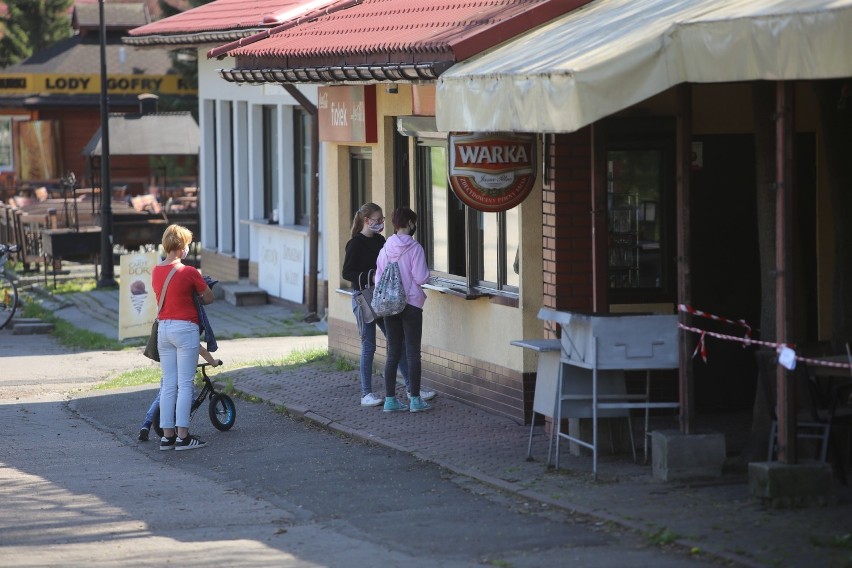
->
[[554, 311, 680, 476]]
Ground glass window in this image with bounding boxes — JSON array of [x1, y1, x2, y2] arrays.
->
[[262, 105, 279, 221], [0, 117, 13, 171], [415, 138, 519, 294], [607, 150, 663, 290], [350, 147, 371, 218], [294, 108, 311, 226]]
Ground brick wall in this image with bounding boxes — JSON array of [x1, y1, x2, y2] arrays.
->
[[329, 317, 526, 423], [542, 130, 595, 315]]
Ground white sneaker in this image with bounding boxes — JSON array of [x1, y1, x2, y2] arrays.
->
[[408, 389, 436, 401], [361, 393, 384, 407]]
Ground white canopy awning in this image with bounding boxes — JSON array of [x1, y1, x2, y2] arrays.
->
[[436, 0, 852, 134]]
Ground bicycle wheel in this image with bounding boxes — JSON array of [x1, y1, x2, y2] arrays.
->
[[152, 406, 164, 439], [209, 393, 236, 431], [0, 275, 17, 330]]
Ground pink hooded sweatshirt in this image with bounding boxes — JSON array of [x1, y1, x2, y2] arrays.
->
[[375, 233, 430, 309]]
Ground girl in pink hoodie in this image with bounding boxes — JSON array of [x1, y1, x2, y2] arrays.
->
[[375, 207, 432, 413]]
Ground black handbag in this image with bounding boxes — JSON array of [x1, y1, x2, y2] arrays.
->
[[143, 266, 179, 361], [143, 321, 160, 361], [354, 270, 377, 325]]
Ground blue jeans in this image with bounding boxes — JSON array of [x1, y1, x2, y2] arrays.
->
[[158, 319, 199, 429], [383, 304, 422, 398], [352, 298, 409, 397], [142, 392, 160, 427]]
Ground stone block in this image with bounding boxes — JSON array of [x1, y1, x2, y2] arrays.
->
[[748, 461, 834, 508], [221, 284, 267, 307], [12, 322, 55, 335], [652, 429, 726, 481]]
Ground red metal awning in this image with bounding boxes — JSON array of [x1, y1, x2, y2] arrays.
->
[[208, 0, 593, 84]]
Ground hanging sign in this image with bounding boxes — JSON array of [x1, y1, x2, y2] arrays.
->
[[448, 132, 536, 212], [317, 85, 377, 143]]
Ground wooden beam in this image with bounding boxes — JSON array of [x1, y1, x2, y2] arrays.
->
[[775, 81, 796, 463], [676, 84, 694, 434]]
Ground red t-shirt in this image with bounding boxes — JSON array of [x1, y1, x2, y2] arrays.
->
[[152, 263, 207, 324]]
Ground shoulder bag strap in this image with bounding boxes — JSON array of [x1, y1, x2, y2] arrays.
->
[[157, 266, 180, 316]]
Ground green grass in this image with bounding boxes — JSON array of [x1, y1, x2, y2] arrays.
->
[[22, 300, 132, 351], [245, 347, 330, 370], [48, 278, 102, 295], [96, 367, 161, 390], [810, 533, 852, 549], [647, 528, 681, 546]]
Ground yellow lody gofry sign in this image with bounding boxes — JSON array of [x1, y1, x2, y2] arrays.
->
[[0, 74, 196, 96]]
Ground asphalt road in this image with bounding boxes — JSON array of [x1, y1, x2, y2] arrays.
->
[[0, 334, 716, 567]]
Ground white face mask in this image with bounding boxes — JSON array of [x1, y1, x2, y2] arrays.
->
[[181, 245, 189, 259]]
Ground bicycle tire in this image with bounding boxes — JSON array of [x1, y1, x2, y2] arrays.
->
[[0, 275, 17, 330], [152, 406, 163, 439], [209, 393, 236, 431]]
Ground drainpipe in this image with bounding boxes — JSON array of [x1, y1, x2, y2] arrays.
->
[[283, 84, 319, 320]]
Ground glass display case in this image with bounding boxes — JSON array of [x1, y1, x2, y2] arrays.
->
[[607, 151, 662, 290]]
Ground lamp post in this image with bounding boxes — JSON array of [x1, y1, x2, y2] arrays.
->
[[97, 0, 115, 287]]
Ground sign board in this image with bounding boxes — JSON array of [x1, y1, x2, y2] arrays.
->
[[0, 74, 196, 96], [318, 85, 377, 143], [256, 225, 306, 304], [448, 132, 536, 212], [118, 251, 158, 341]]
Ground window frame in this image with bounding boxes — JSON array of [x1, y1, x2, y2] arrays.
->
[[412, 132, 519, 300], [261, 105, 279, 222]]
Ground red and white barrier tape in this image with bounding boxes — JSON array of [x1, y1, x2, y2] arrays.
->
[[678, 323, 852, 371], [678, 304, 752, 338]]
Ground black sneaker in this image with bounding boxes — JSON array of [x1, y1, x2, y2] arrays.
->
[[159, 435, 177, 451], [138, 427, 149, 441], [174, 434, 207, 451]]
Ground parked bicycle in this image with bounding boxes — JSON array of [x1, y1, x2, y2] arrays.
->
[[152, 361, 237, 438], [0, 243, 20, 329]]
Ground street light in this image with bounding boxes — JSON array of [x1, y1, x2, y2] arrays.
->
[[97, 0, 115, 287]]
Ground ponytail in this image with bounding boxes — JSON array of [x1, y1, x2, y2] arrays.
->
[[350, 202, 382, 238]]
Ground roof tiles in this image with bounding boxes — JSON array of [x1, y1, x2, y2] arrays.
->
[[128, 0, 338, 36], [225, 0, 566, 62]]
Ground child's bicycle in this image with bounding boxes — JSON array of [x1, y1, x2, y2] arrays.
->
[[0, 243, 20, 330], [152, 361, 236, 438]]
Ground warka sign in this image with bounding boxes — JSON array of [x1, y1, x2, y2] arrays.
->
[[448, 132, 536, 212]]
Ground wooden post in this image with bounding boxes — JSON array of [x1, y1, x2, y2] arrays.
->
[[775, 81, 796, 463], [676, 84, 694, 434], [591, 124, 608, 312]]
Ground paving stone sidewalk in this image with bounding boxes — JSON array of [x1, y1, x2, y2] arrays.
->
[[227, 362, 852, 568], [24, 277, 852, 568]]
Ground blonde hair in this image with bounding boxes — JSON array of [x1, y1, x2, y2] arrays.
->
[[162, 224, 193, 253], [350, 202, 382, 238]]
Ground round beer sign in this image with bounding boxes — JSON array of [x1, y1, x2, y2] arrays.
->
[[448, 132, 536, 212]]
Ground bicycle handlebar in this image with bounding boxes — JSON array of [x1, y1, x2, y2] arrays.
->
[[197, 360, 223, 369]]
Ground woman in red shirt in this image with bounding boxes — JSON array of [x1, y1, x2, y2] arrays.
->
[[152, 224, 214, 451]]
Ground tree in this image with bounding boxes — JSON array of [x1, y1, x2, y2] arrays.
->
[[0, 0, 74, 68], [157, 0, 213, 92]]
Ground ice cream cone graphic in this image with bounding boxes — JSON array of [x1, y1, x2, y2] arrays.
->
[[130, 280, 148, 314]]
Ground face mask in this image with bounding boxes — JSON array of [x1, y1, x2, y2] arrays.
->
[[369, 222, 384, 233], [408, 223, 416, 236], [181, 245, 189, 259]]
